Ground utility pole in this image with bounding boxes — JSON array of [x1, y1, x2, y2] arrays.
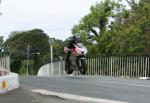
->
[[26, 45, 29, 75], [49, 38, 54, 75]]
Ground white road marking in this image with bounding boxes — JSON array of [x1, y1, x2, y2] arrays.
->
[[98, 81, 150, 88], [31, 89, 128, 103]]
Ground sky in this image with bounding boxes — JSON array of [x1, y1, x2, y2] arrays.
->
[[0, 0, 131, 41], [0, 0, 101, 40]]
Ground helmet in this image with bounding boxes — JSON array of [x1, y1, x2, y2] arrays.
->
[[74, 34, 80, 39], [73, 34, 80, 43]]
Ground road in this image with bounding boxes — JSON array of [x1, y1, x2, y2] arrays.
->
[[20, 75, 150, 103], [1, 75, 150, 103]]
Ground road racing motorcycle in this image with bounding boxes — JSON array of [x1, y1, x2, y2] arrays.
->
[[64, 43, 88, 75]]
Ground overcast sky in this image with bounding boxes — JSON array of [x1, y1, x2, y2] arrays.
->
[[0, 0, 131, 40]]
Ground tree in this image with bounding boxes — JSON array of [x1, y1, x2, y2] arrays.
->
[[71, 0, 150, 57], [125, 0, 139, 10], [105, 0, 150, 56], [0, 36, 4, 57], [6, 29, 50, 74], [71, 0, 122, 57], [52, 39, 66, 61]]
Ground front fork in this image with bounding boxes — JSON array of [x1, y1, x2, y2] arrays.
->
[[76, 56, 86, 68]]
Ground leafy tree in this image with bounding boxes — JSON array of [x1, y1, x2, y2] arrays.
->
[[72, 0, 121, 42], [71, 0, 150, 57], [52, 39, 66, 61], [72, 0, 122, 57], [6, 29, 50, 74], [0, 36, 4, 57], [104, 0, 150, 56]]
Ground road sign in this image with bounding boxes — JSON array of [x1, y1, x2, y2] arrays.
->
[[2, 80, 7, 90]]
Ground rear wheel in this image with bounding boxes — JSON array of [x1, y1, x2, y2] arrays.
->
[[79, 59, 87, 75]]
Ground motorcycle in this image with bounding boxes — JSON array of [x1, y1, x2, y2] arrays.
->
[[64, 43, 88, 75]]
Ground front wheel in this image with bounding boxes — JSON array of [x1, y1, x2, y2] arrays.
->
[[65, 61, 74, 74], [79, 59, 87, 75]]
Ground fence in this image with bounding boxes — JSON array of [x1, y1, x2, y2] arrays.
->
[[38, 57, 150, 78], [87, 57, 150, 77], [0, 57, 10, 76]]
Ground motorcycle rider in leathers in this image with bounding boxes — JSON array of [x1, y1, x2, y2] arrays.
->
[[64, 35, 81, 68]]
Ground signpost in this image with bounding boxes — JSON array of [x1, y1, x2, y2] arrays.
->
[[2, 80, 7, 90]]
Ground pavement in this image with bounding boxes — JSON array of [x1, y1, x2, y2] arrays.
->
[[0, 85, 92, 103]]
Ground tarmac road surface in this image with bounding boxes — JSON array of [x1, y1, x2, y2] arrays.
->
[[1, 75, 150, 103]]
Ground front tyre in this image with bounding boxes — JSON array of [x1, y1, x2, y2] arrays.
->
[[65, 61, 74, 74], [79, 59, 87, 75]]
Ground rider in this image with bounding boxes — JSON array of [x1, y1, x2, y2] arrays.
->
[[64, 35, 81, 66]]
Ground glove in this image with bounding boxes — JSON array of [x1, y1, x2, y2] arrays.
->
[[64, 47, 68, 53]]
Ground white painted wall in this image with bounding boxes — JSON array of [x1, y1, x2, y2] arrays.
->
[[0, 73, 19, 93]]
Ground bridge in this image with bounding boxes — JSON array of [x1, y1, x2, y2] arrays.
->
[[38, 57, 150, 79], [0, 56, 150, 103]]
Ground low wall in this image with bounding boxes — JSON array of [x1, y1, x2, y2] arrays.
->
[[38, 61, 65, 76], [0, 73, 19, 93]]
